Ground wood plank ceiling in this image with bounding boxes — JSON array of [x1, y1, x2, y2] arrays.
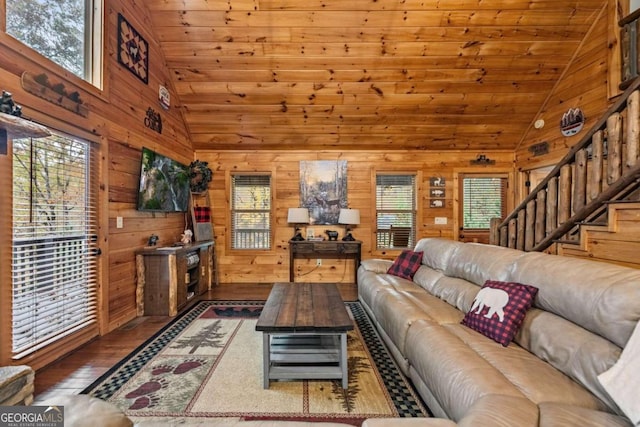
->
[[144, 0, 604, 151]]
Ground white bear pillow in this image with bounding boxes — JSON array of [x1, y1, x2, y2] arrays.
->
[[461, 280, 538, 347], [598, 321, 640, 425]]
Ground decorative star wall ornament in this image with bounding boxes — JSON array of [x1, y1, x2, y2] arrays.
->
[[117, 13, 149, 84]]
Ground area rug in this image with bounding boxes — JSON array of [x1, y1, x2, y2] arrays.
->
[[83, 301, 429, 426]]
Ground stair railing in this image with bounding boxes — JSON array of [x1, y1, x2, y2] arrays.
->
[[490, 77, 640, 252]]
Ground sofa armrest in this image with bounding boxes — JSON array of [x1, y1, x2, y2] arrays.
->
[[0, 365, 34, 405], [360, 259, 393, 274], [38, 395, 133, 427], [363, 418, 456, 427]]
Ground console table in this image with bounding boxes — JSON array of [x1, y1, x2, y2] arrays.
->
[[289, 240, 361, 284]]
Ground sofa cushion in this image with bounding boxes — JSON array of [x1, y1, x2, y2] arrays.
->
[[508, 251, 640, 348], [457, 395, 539, 427], [387, 250, 423, 280], [515, 308, 622, 413], [461, 280, 538, 346], [414, 237, 463, 271], [413, 265, 445, 294], [445, 323, 611, 413], [371, 287, 434, 356], [359, 258, 392, 275], [428, 276, 480, 313], [404, 319, 528, 421], [402, 289, 465, 325], [443, 242, 527, 286]]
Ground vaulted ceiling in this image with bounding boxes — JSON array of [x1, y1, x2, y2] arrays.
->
[[144, 0, 604, 151]]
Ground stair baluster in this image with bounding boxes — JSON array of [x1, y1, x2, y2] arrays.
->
[[490, 78, 640, 252]]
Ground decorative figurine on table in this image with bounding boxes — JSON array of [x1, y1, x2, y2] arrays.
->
[[325, 230, 339, 241], [0, 91, 22, 117], [181, 229, 193, 245]]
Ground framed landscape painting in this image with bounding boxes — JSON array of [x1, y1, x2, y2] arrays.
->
[[300, 160, 347, 225]]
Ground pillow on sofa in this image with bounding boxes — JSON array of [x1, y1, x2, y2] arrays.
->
[[387, 250, 423, 280], [462, 280, 538, 346]]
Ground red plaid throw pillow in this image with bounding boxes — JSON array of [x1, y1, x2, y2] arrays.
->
[[194, 206, 211, 223], [387, 250, 423, 280], [462, 280, 538, 347]]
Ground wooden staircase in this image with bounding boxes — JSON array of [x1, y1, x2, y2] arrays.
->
[[490, 78, 640, 253], [557, 202, 640, 269]]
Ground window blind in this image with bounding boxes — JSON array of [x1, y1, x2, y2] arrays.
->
[[375, 174, 416, 249], [462, 177, 507, 229], [12, 133, 98, 359], [231, 174, 271, 249]]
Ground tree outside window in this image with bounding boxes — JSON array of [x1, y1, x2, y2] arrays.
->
[[231, 174, 272, 250], [375, 174, 417, 249], [6, 0, 101, 84]]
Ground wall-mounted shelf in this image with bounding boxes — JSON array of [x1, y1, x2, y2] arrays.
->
[[0, 112, 51, 154], [0, 112, 50, 138], [21, 72, 89, 117]]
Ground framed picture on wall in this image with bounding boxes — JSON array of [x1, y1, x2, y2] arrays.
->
[[429, 188, 445, 198], [429, 176, 445, 187], [299, 160, 348, 225], [117, 13, 149, 84]]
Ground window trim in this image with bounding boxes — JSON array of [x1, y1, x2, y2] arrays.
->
[[1, 0, 106, 94], [226, 170, 275, 254], [371, 169, 422, 255]]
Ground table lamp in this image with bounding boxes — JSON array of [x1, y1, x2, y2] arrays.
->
[[339, 208, 360, 241], [287, 208, 309, 241]]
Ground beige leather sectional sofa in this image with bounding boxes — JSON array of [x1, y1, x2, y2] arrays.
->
[[357, 238, 639, 427]]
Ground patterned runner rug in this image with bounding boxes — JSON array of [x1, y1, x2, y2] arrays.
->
[[84, 301, 429, 426]]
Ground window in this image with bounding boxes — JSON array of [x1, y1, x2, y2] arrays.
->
[[5, 0, 103, 85], [461, 175, 507, 229], [231, 174, 272, 250], [12, 132, 98, 359], [375, 174, 417, 249]]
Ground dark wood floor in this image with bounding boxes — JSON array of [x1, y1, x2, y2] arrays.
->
[[34, 282, 357, 402]]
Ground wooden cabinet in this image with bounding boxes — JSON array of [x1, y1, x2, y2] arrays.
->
[[136, 240, 214, 316]]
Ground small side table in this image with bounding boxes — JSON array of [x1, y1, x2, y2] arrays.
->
[[289, 240, 362, 284]]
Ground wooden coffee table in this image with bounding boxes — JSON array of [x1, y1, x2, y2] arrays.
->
[[255, 282, 354, 389]]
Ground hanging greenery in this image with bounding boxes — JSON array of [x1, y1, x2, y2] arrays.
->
[[189, 160, 213, 193]]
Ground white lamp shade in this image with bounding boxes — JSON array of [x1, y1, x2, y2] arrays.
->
[[288, 208, 310, 224], [338, 208, 360, 225]]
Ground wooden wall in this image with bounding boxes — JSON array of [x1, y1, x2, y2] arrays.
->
[[196, 150, 514, 284], [514, 6, 611, 171], [0, 0, 191, 366], [1, 0, 635, 370]]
